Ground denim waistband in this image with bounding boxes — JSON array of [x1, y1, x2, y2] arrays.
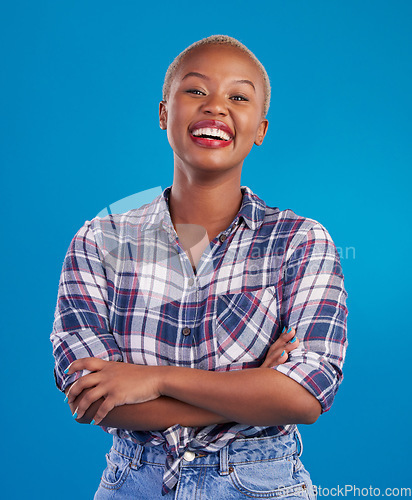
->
[[111, 430, 303, 472]]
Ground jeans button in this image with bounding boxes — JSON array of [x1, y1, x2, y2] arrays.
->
[[183, 450, 196, 462]]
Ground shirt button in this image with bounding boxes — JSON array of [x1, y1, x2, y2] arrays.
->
[[219, 234, 227, 243], [182, 327, 191, 336], [183, 450, 196, 462], [188, 278, 194, 286]]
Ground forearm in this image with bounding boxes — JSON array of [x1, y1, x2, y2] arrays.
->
[[161, 366, 321, 426], [65, 338, 320, 428], [70, 391, 231, 430]]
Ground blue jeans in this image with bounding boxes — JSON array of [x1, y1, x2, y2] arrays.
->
[[94, 429, 316, 499]]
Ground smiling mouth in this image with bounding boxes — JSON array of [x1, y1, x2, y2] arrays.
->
[[189, 121, 234, 148], [191, 127, 232, 141]]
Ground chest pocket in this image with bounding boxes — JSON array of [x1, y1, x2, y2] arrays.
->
[[214, 287, 279, 367]]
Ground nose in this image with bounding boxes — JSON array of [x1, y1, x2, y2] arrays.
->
[[201, 93, 227, 116]]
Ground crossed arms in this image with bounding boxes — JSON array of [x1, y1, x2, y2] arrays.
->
[[65, 326, 321, 431]]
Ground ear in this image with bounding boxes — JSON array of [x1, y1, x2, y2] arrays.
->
[[159, 101, 168, 130], [254, 119, 269, 146]]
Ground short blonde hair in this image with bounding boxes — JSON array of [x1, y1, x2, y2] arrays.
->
[[162, 35, 271, 117]]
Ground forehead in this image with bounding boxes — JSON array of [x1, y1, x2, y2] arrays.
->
[[173, 45, 264, 91]]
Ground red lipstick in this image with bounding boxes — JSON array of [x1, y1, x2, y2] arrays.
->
[[189, 120, 234, 148]]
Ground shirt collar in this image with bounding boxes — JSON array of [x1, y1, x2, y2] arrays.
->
[[141, 185, 267, 232]]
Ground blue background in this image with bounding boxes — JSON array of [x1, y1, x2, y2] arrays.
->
[[1, 1, 411, 498]]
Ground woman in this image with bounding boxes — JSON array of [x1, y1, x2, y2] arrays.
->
[[51, 35, 348, 499]]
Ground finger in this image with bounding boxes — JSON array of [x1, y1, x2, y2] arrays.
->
[[271, 350, 287, 367], [286, 334, 300, 351], [266, 326, 296, 356], [261, 327, 299, 368], [262, 327, 295, 358], [73, 386, 107, 420], [261, 347, 288, 368], [67, 372, 102, 404], [91, 397, 116, 426], [263, 334, 300, 367], [281, 326, 296, 343], [65, 357, 105, 376], [276, 338, 299, 364]]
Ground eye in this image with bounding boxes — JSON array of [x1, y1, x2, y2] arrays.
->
[[185, 89, 206, 96], [230, 95, 249, 102]]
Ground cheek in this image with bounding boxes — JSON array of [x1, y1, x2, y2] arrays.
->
[[165, 110, 183, 144], [238, 119, 262, 145], [166, 101, 187, 133]]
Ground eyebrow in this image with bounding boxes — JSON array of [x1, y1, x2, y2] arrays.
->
[[181, 72, 256, 91]]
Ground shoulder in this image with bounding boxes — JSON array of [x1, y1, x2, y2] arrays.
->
[[241, 186, 337, 257], [259, 199, 339, 270], [264, 205, 318, 235], [263, 205, 334, 252], [261, 207, 343, 284], [79, 193, 165, 245]]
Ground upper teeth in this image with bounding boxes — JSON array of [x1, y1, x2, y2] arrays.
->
[[191, 127, 231, 141]]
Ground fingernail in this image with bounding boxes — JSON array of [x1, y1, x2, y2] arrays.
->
[[282, 326, 286, 333], [64, 367, 69, 374], [64, 395, 68, 403], [91, 419, 95, 425], [287, 327, 293, 334], [290, 336, 297, 343], [73, 411, 78, 419], [281, 350, 286, 357]]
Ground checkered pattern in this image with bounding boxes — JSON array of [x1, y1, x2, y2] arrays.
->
[[51, 185, 348, 495]]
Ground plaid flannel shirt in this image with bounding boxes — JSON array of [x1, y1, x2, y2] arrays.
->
[[51, 185, 348, 495]]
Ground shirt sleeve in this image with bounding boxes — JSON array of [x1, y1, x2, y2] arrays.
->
[[272, 222, 348, 413], [50, 220, 123, 392]]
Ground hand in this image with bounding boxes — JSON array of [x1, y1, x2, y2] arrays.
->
[[260, 327, 299, 368], [66, 358, 163, 425]]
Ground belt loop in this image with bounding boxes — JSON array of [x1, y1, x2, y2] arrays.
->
[[219, 445, 230, 476], [294, 428, 303, 457], [130, 443, 144, 470]]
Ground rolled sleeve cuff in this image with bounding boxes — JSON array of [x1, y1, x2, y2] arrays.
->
[[52, 327, 123, 392], [272, 351, 341, 413]]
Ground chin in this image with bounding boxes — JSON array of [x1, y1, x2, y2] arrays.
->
[[190, 161, 240, 175], [187, 153, 242, 172]]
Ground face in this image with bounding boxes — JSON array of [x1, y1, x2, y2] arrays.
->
[[159, 45, 269, 176]]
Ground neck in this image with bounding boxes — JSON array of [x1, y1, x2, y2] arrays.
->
[[168, 171, 243, 236]]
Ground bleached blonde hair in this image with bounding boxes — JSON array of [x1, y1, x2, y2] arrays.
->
[[162, 35, 271, 117]]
